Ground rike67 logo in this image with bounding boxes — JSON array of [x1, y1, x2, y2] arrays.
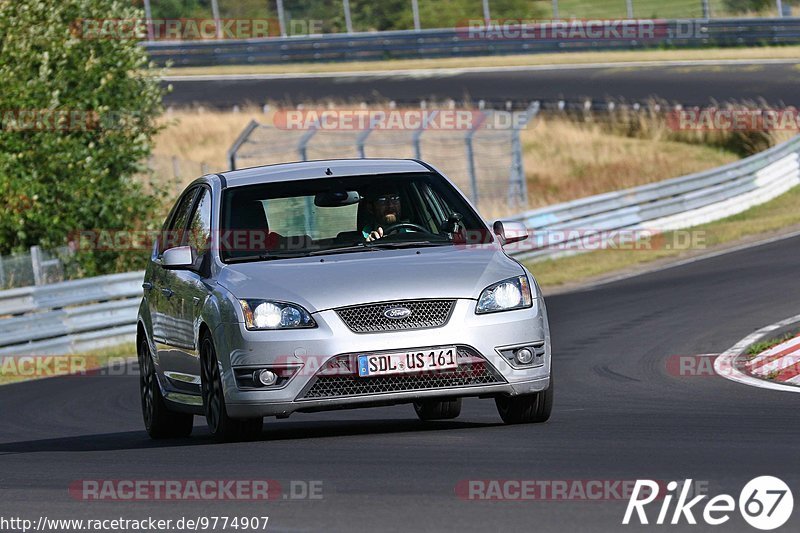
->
[[623, 477, 793, 530]]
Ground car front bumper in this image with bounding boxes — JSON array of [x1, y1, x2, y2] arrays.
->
[[212, 298, 551, 419]]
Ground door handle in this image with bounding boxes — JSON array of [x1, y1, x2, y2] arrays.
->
[[161, 287, 174, 299], [142, 282, 153, 291]]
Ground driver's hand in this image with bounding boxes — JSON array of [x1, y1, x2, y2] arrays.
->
[[366, 227, 384, 242]]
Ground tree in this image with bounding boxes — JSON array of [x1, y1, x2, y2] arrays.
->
[[0, 0, 165, 276]]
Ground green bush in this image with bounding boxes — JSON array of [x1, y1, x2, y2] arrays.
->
[[0, 0, 165, 277]]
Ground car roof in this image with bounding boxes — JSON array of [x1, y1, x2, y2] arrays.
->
[[218, 159, 432, 188]]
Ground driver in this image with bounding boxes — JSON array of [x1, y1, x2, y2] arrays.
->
[[361, 189, 405, 242]]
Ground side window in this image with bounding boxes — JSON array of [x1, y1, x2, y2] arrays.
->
[[158, 189, 198, 256], [187, 189, 213, 257]]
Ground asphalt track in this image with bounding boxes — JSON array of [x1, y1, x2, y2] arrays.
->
[[163, 62, 800, 108], [2, 233, 800, 532]]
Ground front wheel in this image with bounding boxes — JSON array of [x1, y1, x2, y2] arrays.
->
[[200, 333, 263, 441], [138, 336, 194, 439], [495, 375, 553, 424]]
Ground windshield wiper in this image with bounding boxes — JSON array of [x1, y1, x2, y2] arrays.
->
[[306, 244, 381, 256], [224, 244, 382, 263], [366, 240, 453, 249]]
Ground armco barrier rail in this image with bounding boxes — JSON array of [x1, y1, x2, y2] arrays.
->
[[0, 271, 144, 355], [145, 18, 800, 66], [506, 134, 800, 261], [1, 134, 799, 354]]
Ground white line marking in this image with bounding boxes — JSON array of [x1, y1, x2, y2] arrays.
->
[[714, 313, 800, 393], [162, 58, 800, 82]]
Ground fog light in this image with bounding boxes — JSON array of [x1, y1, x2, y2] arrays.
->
[[254, 369, 278, 386], [515, 348, 534, 365]]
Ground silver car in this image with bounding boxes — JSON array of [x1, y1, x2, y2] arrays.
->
[[137, 159, 552, 440]]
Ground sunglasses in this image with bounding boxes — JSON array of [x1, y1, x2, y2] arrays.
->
[[374, 194, 401, 204]]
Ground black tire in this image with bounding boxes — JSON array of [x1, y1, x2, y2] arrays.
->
[[495, 375, 553, 424], [413, 398, 462, 420], [138, 336, 194, 439], [200, 333, 263, 442]]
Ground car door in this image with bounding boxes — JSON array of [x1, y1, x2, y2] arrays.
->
[[159, 187, 213, 388], [153, 187, 199, 371]]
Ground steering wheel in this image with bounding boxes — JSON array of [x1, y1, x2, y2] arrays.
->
[[383, 222, 431, 235]]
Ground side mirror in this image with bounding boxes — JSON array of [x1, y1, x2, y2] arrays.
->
[[493, 220, 529, 245], [162, 246, 195, 270]]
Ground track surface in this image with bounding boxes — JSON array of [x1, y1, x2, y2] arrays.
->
[[164, 63, 800, 108], [2, 234, 800, 531]]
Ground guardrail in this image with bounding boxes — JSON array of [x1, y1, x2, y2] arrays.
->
[[505, 134, 800, 261], [2, 134, 799, 354], [145, 18, 800, 67], [0, 271, 144, 355]]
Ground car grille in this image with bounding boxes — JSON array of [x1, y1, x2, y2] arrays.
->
[[335, 299, 455, 333], [298, 347, 505, 400]]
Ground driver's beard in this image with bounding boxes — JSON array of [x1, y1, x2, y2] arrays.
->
[[383, 213, 398, 225]]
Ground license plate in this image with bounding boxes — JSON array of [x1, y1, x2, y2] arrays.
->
[[357, 347, 458, 377]]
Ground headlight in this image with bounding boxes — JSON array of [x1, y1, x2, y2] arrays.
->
[[476, 275, 533, 314], [239, 299, 316, 330]]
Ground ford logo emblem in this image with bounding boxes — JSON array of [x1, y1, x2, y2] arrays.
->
[[384, 306, 412, 320]]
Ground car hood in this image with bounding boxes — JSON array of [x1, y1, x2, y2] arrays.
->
[[216, 244, 525, 312]]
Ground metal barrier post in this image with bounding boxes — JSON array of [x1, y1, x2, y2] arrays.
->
[[508, 102, 540, 209], [0, 254, 5, 288], [30, 246, 42, 286], [298, 121, 320, 161], [356, 113, 383, 158], [227, 120, 259, 170], [626, 0, 634, 18], [552, 0, 559, 19], [465, 112, 488, 207], [413, 109, 437, 160]]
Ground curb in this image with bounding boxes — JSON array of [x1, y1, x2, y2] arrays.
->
[[714, 314, 800, 393]]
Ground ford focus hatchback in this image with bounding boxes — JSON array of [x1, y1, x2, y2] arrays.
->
[[137, 159, 552, 440]]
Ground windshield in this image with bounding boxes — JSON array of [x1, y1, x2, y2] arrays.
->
[[219, 172, 491, 262]]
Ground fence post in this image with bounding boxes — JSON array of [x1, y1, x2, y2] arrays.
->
[[298, 121, 320, 161], [412, 109, 437, 160], [276, 0, 288, 36], [356, 113, 383, 159], [227, 120, 260, 171], [0, 253, 5, 288], [30, 246, 43, 286], [343, 0, 354, 33], [776, 0, 784, 17], [552, 0, 559, 19], [508, 102, 540, 209], [465, 112, 488, 208], [412, 0, 421, 31], [702, 0, 710, 18], [626, 0, 634, 18]]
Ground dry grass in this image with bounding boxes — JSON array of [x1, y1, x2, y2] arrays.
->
[[519, 116, 737, 207], [150, 107, 746, 216], [162, 45, 800, 77]]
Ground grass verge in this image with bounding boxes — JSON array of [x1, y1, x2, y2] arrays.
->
[[526, 185, 800, 289], [746, 332, 798, 358], [0, 343, 136, 386], [162, 45, 800, 77]]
